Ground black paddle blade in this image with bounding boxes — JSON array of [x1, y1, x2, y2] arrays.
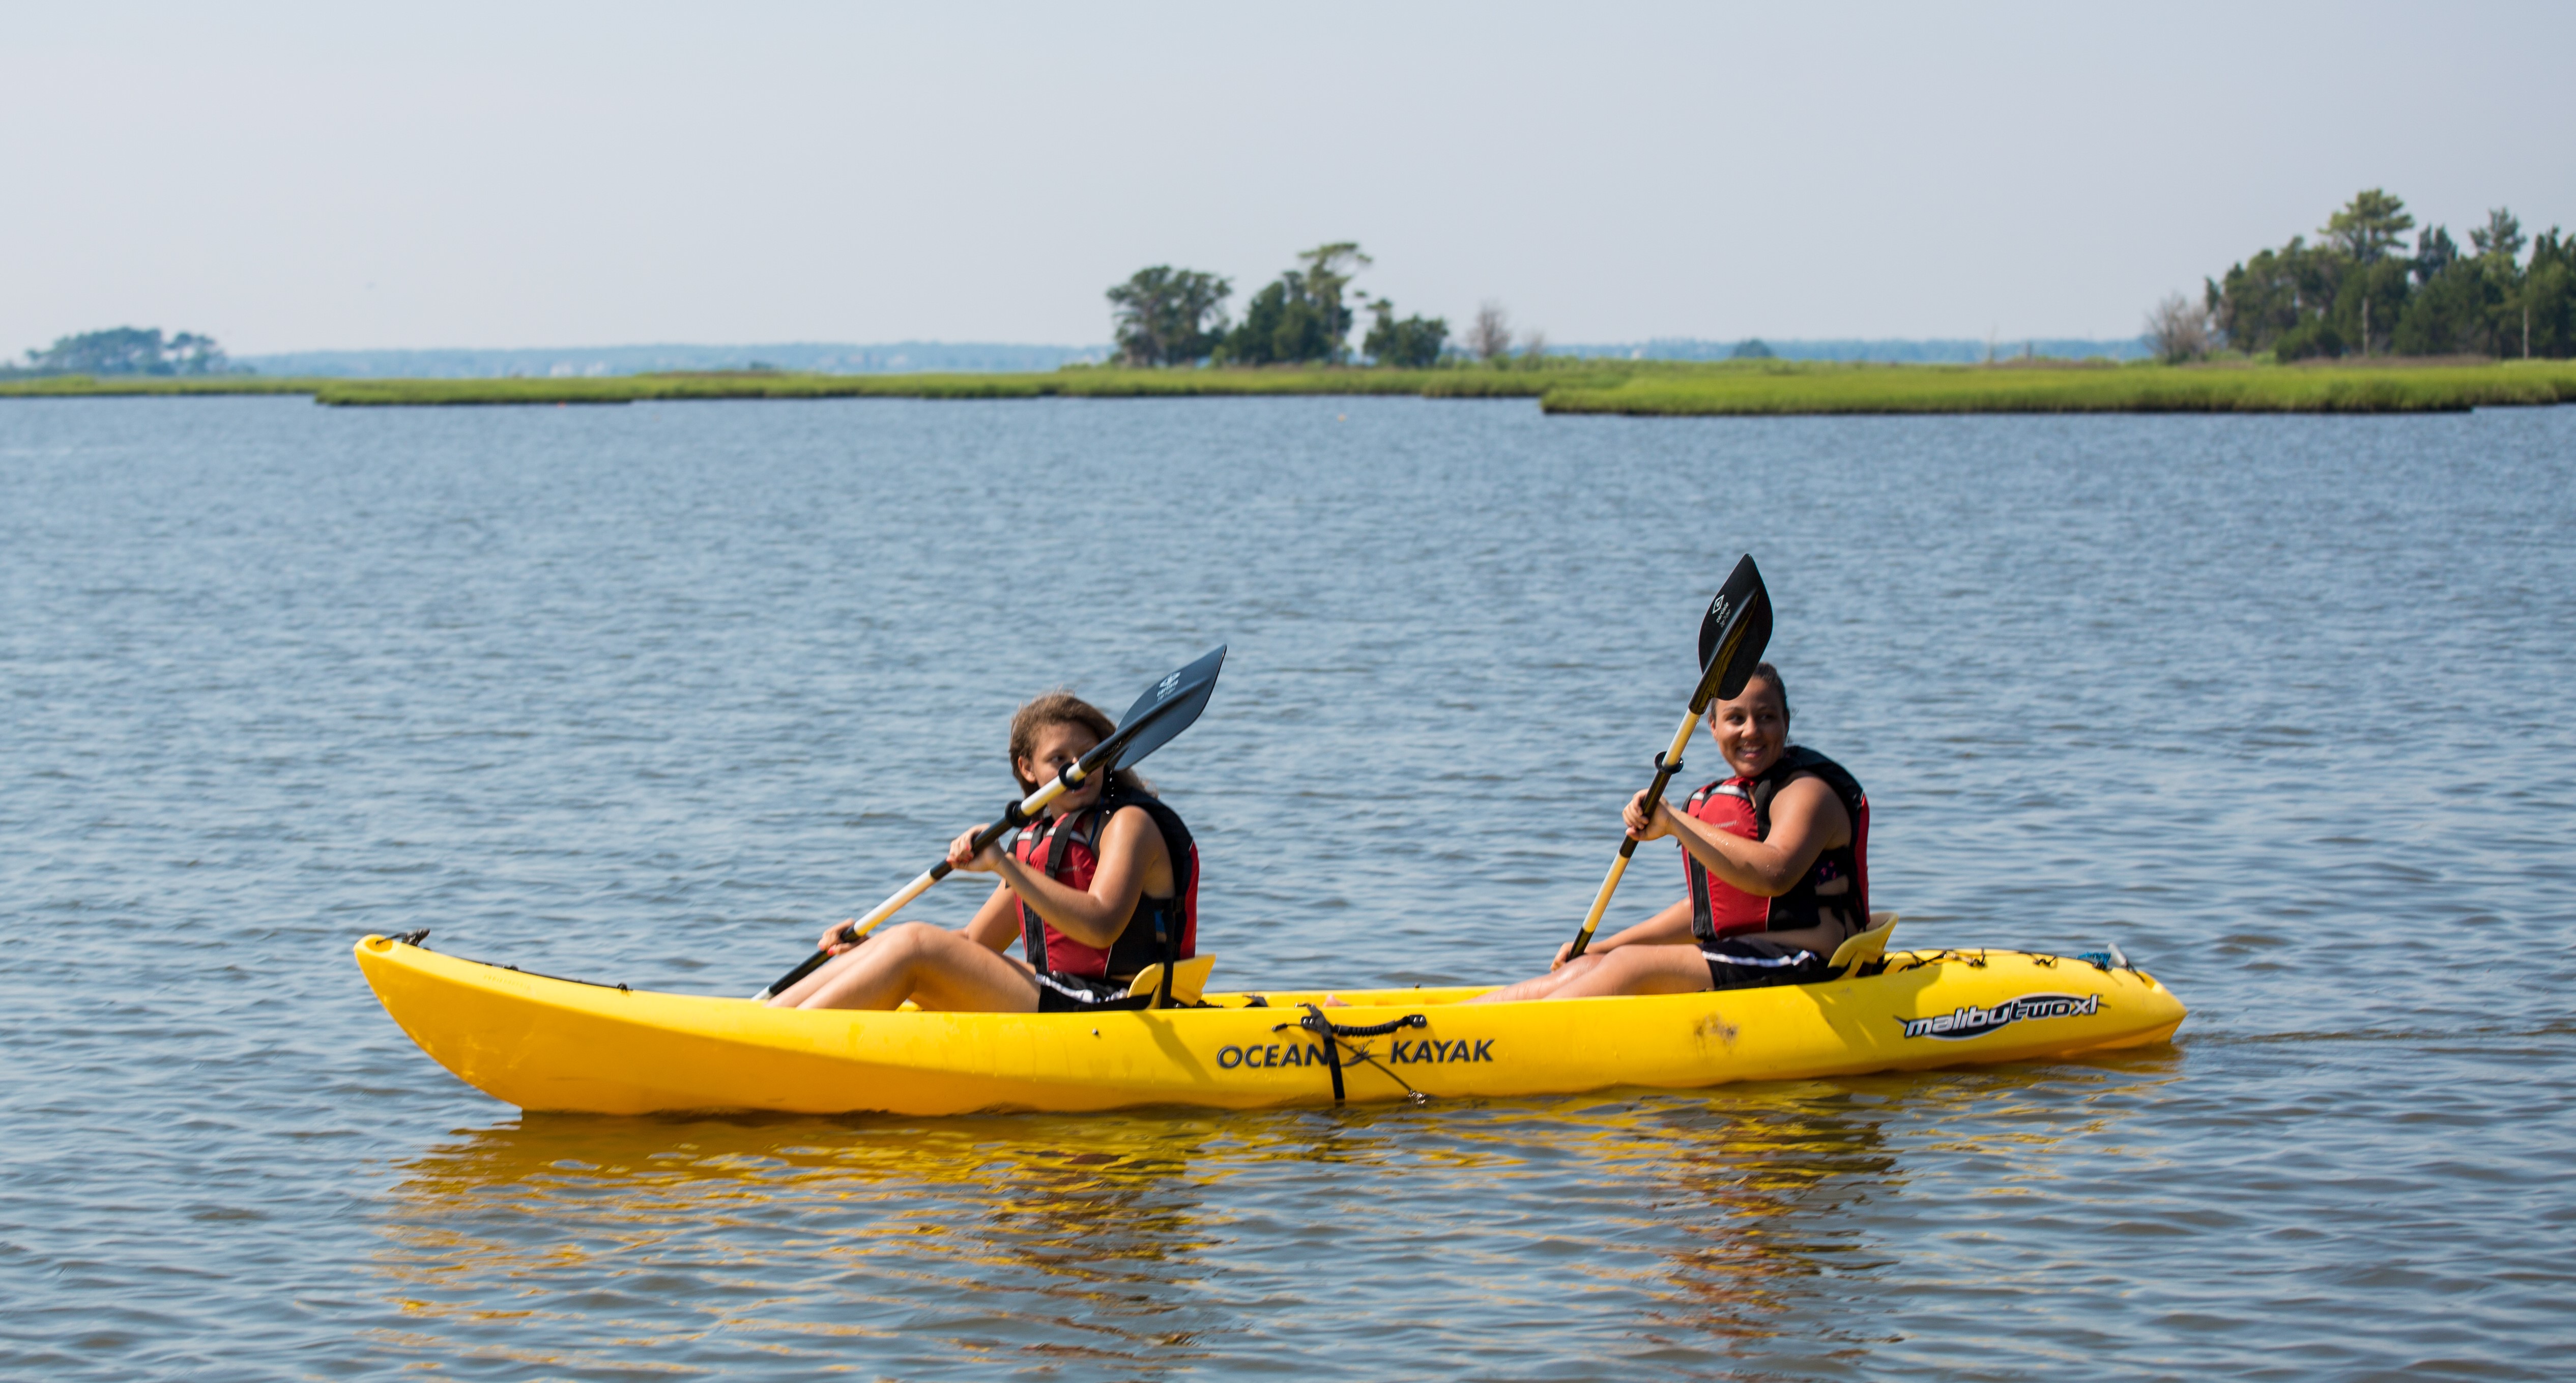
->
[[1105, 644, 1227, 771], [1690, 554, 1774, 711]]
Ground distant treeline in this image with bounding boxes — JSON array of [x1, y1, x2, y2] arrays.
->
[[1107, 247, 2169, 370], [1, 326, 239, 378], [1108, 242, 1461, 368], [2169, 190, 2573, 362]]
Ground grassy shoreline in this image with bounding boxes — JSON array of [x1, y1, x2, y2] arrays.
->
[[5, 359, 2571, 414], [1539, 359, 2576, 416]]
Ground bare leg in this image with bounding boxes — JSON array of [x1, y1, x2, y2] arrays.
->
[[1466, 952, 1614, 1004], [770, 923, 1041, 1013], [767, 935, 880, 1008], [1468, 943, 1714, 1003]]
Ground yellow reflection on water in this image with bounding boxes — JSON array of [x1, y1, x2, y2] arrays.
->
[[372, 1054, 2179, 1372]]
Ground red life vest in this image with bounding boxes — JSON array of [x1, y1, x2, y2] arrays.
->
[[1010, 784, 1198, 983], [1681, 745, 1868, 944]]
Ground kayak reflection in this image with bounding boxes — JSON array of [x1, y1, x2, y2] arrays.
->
[[370, 1062, 2176, 1373], [1624, 1056, 2182, 1361], [377, 1112, 1231, 1374], [1638, 1091, 1900, 1337]]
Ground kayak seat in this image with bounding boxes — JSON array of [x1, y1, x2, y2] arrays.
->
[[1827, 913, 1900, 976], [1124, 955, 1218, 1008]]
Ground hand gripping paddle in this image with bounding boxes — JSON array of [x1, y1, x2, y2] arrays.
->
[[1562, 556, 1772, 961], [756, 646, 1228, 1001]]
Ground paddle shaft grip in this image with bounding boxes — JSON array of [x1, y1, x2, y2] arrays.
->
[[755, 767, 1089, 1000], [1565, 707, 1703, 960]]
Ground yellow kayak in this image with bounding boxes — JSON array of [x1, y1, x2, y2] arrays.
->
[[355, 929, 2185, 1116]]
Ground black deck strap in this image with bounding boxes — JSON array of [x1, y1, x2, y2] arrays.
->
[[1287, 1004, 1345, 1101], [392, 929, 430, 947], [1275, 1005, 1432, 1104], [1155, 909, 1175, 1010]]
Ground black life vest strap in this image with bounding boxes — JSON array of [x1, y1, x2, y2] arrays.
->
[[1014, 819, 1047, 969]]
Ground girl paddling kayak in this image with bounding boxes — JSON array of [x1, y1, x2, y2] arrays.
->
[[767, 692, 1198, 1013], [1471, 662, 1865, 1002]]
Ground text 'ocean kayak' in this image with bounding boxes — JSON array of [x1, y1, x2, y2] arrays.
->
[[356, 932, 2185, 1116]]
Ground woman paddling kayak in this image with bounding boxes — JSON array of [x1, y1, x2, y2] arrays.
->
[[766, 692, 1199, 1013], [1471, 662, 1866, 1002]]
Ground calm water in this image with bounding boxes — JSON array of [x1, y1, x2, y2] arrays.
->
[[3, 395, 2571, 1380]]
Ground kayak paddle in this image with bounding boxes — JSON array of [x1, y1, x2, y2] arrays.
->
[[1562, 555, 1772, 961], [756, 645, 1227, 1001]]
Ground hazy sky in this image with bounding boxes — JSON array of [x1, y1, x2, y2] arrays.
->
[[5, 1, 2569, 354]]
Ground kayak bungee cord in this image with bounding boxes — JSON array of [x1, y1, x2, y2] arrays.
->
[[1276, 1004, 1432, 1104]]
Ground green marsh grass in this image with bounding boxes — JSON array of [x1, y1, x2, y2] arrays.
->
[[0, 374, 323, 397], [1536, 359, 2576, 416], [7, 359, 2572, 414], [302, 367, 1457, 406]]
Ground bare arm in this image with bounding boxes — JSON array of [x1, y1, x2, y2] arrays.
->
[[948, 805, 1172, 950], [961, 880, 1023, 953], [1628, 775, 1849, 899]]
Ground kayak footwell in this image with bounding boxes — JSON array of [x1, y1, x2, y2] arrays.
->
[[355, 935, 2187, 1116]]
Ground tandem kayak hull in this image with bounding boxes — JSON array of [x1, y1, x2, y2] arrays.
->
[[355, 935, 2185, 1116]]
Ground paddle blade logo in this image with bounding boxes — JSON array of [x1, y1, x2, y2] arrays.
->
[[1157, 671, 1181, 701], [1898, 992, 2099, 1041]]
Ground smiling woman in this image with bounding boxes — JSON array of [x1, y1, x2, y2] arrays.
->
[[1469, 664, 1870, 1002]]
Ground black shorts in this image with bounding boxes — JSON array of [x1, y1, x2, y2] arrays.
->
[[1699, 936, 1833, 992], [1031, 971, 1154, 1013]]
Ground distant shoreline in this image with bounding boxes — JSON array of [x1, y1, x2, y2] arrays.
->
[[217, 338, 2155, 379], [5, 359, 2570, 415]]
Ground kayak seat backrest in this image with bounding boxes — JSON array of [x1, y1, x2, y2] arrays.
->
[[1827, 913, 1900, 973], [1125, 955, 1218, 1007]]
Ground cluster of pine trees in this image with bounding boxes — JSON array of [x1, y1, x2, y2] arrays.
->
[[2193, 190, 2571, 361], [6, 326, 236, 377], [1105, 243, 1450, 368]]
